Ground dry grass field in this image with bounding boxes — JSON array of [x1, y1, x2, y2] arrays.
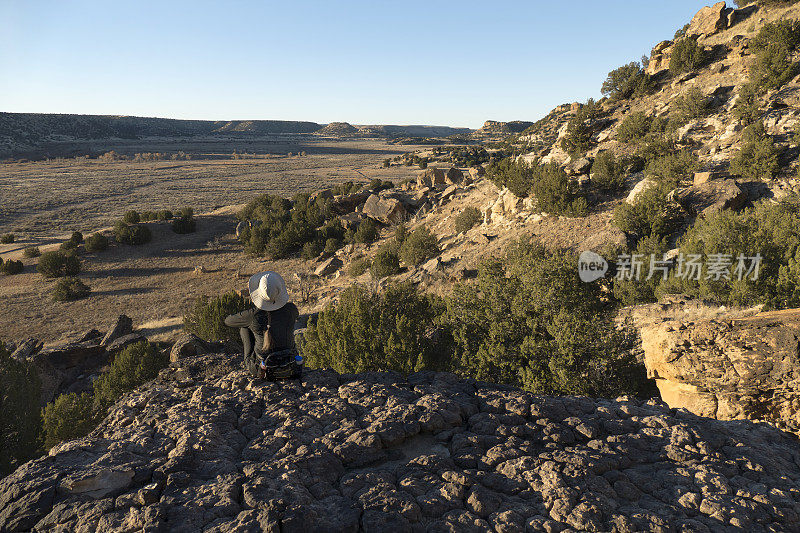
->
[[0, 136, 424, 238], [0, 136, 428, 344]]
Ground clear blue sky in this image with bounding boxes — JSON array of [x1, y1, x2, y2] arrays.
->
[[1, 1, 714, 128]]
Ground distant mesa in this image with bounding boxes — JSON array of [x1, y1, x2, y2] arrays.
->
[[317, 122, 359, 136], [478, 120, 534, 135]]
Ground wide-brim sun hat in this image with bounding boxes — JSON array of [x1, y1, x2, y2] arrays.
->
[[248, 271, 289, 311]]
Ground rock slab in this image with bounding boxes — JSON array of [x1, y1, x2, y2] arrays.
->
[[2, 353, 800, 532]]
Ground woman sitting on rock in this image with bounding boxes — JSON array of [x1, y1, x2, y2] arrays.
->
[[225, 271, 300, 379]]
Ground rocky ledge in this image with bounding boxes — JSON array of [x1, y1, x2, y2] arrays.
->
[[2, 354, 800, 532]]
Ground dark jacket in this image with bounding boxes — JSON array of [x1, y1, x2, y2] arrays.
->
[[225, 302, 300, 358]]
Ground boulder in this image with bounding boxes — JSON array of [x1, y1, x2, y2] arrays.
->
[[170, 333, 210, 363], [39, 342, 107, 369], [338, 212, 363, 229], [445, 167, 464, 184], [417, 167, 446, 189], [632, 298, 800, 435], [314, 256, 343, 277], [440, 185, 459, 200], [331, 191, 370, 215], [362, 194, 406, 225], [564, 157, 591, 176], [686, 1, 727, 38], [101, 315, 133, 346], [10, 338, 43, 360], [672, 178, 746, 217], [468, 166, 485, 181], [105, 333, 146, 353], [625, 177, 658, 205], [61, 469, 134, 499]]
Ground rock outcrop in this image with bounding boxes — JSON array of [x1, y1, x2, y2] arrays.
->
[[633, 296, 800, 436], [3, 353, 800, 532]]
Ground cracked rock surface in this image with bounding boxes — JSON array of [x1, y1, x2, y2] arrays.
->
[[2, 353, 800, 532]]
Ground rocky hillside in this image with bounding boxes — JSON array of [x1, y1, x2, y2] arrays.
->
[[2, 352, 800, 532]]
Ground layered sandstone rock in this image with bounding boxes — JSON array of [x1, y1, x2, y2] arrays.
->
[[2, 352, 800, 531], [633, 296, 800, 436]]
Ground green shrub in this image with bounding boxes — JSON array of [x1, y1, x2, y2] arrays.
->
[[660, 200, 800, 309], [323, 238, 340, 254], [591, 151, 626, 192], [69, 231, 83, 244], [370, 246, 401, 278], [114, 222, 152, 245], [669, 87, 711, 128], [560, 99, 600, 156], [84, 233, 109, 252], [748, 19, 800, 91], [613, 181, 681, 238], [59, 240, 78, 251], [732, 82, 762, 125], [123, 210, 140, 224], [645, 149, 699, 186], [140, 211, 157, 221], [302, 283, 445, 374], [178, 207, 194, 218], [454, 206, 483, 233], [730, 121, 779, 180], [52, 277, 90, 302], [183, 292, 250, 343], [301, 239, 324, 260], [533, 164, 589, 216], [669, 38, 706, 74], [611, 234, 671, 306], [617, 112, 652, 143], [486, 158, 537, 197], [2, 259, 23, 275], [444, 240, 651, 397], [348, 257, 371, 277], [0, 343, 41, 476], [23, 246, 41, 258], [93, 341, 168, 410], [0, 234, 15, 244], [157, 210, 173, 221], [37, 251, 80, 277], [42, 392, 95, 449], [354, 218, 379, 244], [171, 215, 196, 234], [400, 226, 440, 266], [418, 160, 428, 169], [382, 159, 391, 168], [601, 61, 652, 100]]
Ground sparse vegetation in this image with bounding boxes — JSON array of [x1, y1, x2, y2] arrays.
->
[[0, 234, 15, 244], [732, 82, 762, 125], [183, 292, 250, 343], [354, 218, 379, 244], [533, 164, 589, 216], [646, 150, 700, 186], [669, 87, 711, 128], [454, 206, 483, 233], [37, 251, 80, 277], [748, 19, 800, 91], [560, 99, 600, 156], [52, 277, 90, 302]]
